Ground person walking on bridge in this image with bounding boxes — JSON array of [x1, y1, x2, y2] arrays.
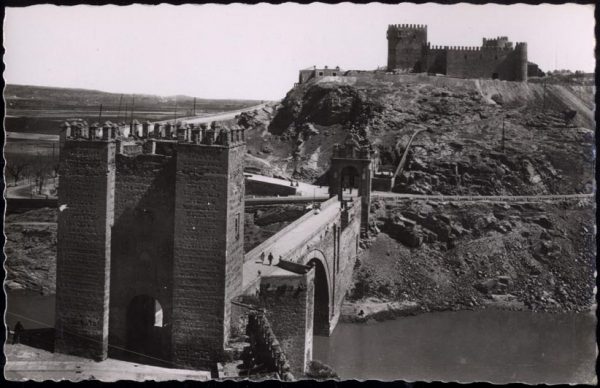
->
[[268, 252, 274, 266]]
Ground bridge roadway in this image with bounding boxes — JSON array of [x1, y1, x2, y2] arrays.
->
[[242, 196, 341, 292]]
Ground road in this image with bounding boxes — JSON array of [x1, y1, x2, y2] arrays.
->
[[156, 102, 268, 125], [5, 345, 211, 382], [372, 192, 594, 202], [245, 173, 329, 197]]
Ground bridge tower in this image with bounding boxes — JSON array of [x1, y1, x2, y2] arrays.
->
[[171, 125, 246, 370], [55, 119, 246, 372], [55, 122, 117, 360], [328, 139, 373, 235]]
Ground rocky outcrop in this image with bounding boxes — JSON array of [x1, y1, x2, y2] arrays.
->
[[349, 198, 596, 315], [238, 74, 594, 196]]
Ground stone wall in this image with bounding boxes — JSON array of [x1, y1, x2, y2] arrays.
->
[[246, 179, 297, 197], [258, 268, 314, 376], [246, 312, 295, 381], [108, 153, 175, 361], [55, 140, 115, 360]]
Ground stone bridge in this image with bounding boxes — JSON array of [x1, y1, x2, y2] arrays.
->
[[237, 194, 362, 375]]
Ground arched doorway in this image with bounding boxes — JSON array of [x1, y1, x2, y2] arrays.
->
[[308, 258, 330, 336], [340, 165, 360, 195], [126, 295, 164, 364]]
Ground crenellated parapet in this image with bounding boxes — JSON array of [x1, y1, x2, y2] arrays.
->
[[63, 119, 246, 149], [331, 142, 372, 160], [388, 23, 427, 32]]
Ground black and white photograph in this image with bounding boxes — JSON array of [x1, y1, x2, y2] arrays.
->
[[3, 2, 596, 384]]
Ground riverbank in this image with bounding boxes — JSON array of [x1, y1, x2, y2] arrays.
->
[[346, 198, 596, 321]]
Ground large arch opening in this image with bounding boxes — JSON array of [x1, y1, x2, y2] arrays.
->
[[307, 258, 330, 336], [340, 165, 360, 196], [125, 295, 166, 365]]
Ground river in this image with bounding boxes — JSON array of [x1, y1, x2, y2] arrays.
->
[[313, 309, 597, 384], [6, 293, 596, 384]]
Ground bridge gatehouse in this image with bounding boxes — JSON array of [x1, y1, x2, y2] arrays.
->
[[54, 120, 372, 376]]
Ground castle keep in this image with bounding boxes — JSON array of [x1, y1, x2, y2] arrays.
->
[[387, 24, 528, 81]]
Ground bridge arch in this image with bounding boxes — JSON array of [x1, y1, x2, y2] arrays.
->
[[302, 249, 332, 336]]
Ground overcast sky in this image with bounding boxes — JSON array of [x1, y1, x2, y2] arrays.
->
[[4, 3, 595, 100]]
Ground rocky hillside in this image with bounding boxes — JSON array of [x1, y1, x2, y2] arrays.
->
[[235, 74, 594, 195], [347, 197, 596, 317]]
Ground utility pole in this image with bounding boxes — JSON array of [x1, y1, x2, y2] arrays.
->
[[116, 94, 123, 123], [542, 79, 547, 113], [174, 98, 178, 123], [501, 117, 505, 153], [193, 97, 196, 116], [130, 96, 135, 124], [98, 104, 103, 123]]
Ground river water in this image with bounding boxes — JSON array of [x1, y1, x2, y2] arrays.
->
[[313, 309, 597, 384], [6, 293, 596, 384]]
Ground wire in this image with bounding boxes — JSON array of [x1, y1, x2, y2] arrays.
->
[[6, 311, 176, 367]]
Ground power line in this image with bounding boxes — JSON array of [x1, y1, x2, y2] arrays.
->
[[6, 311, 175, 367]]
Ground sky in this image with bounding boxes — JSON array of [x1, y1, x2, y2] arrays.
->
[[4, 3, 596, 100]]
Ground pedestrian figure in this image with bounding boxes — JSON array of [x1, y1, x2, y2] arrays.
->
[[13, 321, 24, 344], [268, 252, 274, 265], [260, 252, 266, 264], [278, 255, 282, 264]]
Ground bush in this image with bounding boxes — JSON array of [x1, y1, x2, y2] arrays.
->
[[306, 360, 339, 380]]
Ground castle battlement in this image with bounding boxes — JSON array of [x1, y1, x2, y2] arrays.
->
[[62, 119, 246, 149], [332, 142, 372, 160], [388, 23, 427, 30]]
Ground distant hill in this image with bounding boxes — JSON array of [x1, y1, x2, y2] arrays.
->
[[4, 84, 263, 134], [5, 84, 262, 112]]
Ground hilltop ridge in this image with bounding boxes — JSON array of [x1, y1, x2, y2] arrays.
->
[[236, 73, 595, 196]]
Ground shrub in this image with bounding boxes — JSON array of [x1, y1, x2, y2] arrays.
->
[[306, 360, 339, 380]]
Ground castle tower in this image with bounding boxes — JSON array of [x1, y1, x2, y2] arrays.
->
[[387, 24, 428, 72], [55, 123, 117, 360], [171, 126, 246, 370], [514, 42, 528, 82]]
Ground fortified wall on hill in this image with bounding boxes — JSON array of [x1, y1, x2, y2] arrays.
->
[[387, 24, 528, 81]]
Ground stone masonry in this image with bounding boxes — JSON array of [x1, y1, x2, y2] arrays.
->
[[55, 120, 245, 371], [387, 24, 528, 81]]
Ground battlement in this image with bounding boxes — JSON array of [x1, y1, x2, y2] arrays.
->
[[332, 142, 372, 160], [388, 23, 427, 31], [63, 119, 245, 148]]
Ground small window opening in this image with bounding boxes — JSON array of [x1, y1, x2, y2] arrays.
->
[[235, 213, 240, 240]]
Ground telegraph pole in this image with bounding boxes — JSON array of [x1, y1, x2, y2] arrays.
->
[[542, 79, 547, 113], [501, 117, 505, 153], [174, 99, 178, 123], [97, 104, 103, 123], [130, 96, 135, 123], [116, 94, 123, 123], [193, 97, 196, 116]]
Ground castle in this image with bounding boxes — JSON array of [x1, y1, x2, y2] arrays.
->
[[387, 24, 528, 81]]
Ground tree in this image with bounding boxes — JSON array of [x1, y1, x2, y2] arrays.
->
[[5, 155, 30, 186], [31, 153, 53, 195]]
